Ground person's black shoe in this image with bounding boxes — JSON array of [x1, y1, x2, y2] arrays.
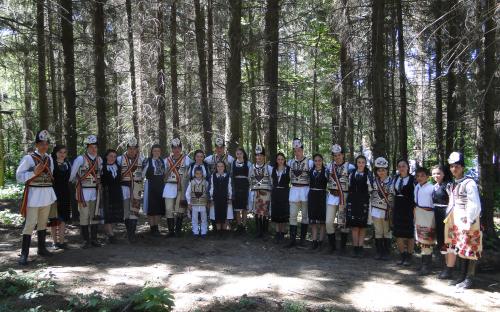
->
[[418, 255, 431, 276], [311, 240, 319, 250], [18, 234, 31, 266], [381, 238, 391, 260], [403, 253, 413, 266], [438, 267, 453, 279], [108, 235, 118, 244], [90, 225, 102, 247], [328, 234, 337, 253], [299, 223, 308, 247], [374, 239, 383, 260], [397, 252, 406, 265], [166, 218, 175, 237], [340, 232, 348, 251], [285, 225, 297, 248], [37, 230, 53, 257]]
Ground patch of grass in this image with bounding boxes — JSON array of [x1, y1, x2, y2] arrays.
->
[[67, 290, 126, 312], [283, 300, 307, 312], [130, 282, 175, 312], [0, 209, 24, 226], [0, 269, 55, 300], [0, 183, 23, 200]]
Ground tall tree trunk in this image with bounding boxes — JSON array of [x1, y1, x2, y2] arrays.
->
[[93, 0, 107, 151], [60, 0, 77, 158], [226, 0, 242, 154], [37, 0, 48, 129], [194, 0, 213, 154], [207, 0, 214, 127], [371, 0, 386, 157], [395, 0, 408, 159], [478, 0, 497, 238], [264, 0, 279, 160], [47, 0, 60, 143], [23, 49, 33, 152], [445, 0, 459, 157], [247, 8, 258, 154], [0, 97, 4, 187], [125, 0, 140, 144], [311, 37, 320, 152], [170, 0, 180, 138], [157, 0, 167, 151], [434, 0, 444, 164]]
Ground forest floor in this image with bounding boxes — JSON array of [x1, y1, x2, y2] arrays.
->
[[0, 216, 499, 312]]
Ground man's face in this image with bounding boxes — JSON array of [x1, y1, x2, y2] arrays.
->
[[215, 146, 225, 156], [333, 153, 344, 164], [450, 164, 464, 178], [172, 146, 182, 157], [36, 141, 49, 154], [416, 172, 428, 185], [87, 144, 98, 156], [127, 146, 138, 158], [294, 147, 303, 159]]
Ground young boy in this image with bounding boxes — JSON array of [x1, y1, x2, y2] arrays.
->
[[186, 167, 210, 237], [16, 130, 57, 265], [414, 167, 435, 275]]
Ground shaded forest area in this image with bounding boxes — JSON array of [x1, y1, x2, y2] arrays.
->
[[0, 1, 498, 235]]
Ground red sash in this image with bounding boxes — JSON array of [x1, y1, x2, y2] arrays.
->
[[123, 155, 139, 184], [20, 154, 53, 217], [76, 154, 99, 207], [166, 155, 186, 185], [331, 164, 345, 205]]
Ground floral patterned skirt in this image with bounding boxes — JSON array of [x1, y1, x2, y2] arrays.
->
[[444, 210, 482, 260]]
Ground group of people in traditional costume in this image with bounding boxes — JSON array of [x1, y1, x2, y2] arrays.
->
[[16, 131, 483, 289]]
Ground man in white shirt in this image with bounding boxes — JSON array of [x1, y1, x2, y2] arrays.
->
[[286, 138, 313, 248], [414, 167, 435, 275], [117, 137, 144, 243], [16, 130, 57, 265], [163, 138, 191, 236], [69, 135, 102, 248]]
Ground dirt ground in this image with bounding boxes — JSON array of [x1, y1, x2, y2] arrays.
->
[[0, 219, 499, 312]]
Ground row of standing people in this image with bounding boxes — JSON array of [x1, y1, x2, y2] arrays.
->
[[16, 132, 482, 289]]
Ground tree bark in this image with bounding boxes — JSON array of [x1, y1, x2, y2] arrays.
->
[[93, 0, 107, 151], [395, 0, 408, 159], [478, 0, 497, 238], [47, 0, 60, 143], [125, 0, 140, 144], [371, 0, 386, 157], [170, 0, 180, 139], [264, 0, 279, 160], [23, 49, 33, 152], [434, 0, 444, 164], [445, 0, 459, 157], [157, 0, 167, 151], [311, 37, 320, 152], [207, 0, 214, 127], [194, 0, 213, 154], [37, 0, 48, 130], [226, 0, 242, 154], [60, 0, 77, 158]]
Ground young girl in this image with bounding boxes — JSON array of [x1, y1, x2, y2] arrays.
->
[[414, 167, 435, 275], [232, 147, 251, 233], [186, 167, 210, 237], [249, 146, 273, 239], [143, 144, 167, 236], [346, 155, 371, 257], [432, 165, 453, 279], [100, 149, 123, 244], [271, 153, 290, 243], [392, 159, 415, 266], [209, 161, 233, 235], [189, 150, 209, 180], [49, 145, 71, 249], [370, 157, 394, 260], [308, 154, 328, 250]]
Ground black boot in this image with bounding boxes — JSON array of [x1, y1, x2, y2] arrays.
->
[[299, 223, 308, 247], [18, 235, 31, 265], [328, 234, 337, 253], [351, 246, 359, 258], [166, 218, 175, 237], [382, 238, 391, 260], [311, 240, 319, 250], [375, 239, 383, 260], [358, 246, 364, 257], [397, 252, 406, 265], [175, 216, 183, 236], [340, 232, 348, 251], [81, 226, 91, 248], [403, 252, 413, 266], [457, 260, 476, 289], [126, 219, 137, 243], [449, 258, 468, 286], [285, 225, 297, 248], [90, 224, 102, 247], [318, 240, 324, 251], [418, 255, 431, 276], [37, 230, 52, 257], [255, 218, 262, 238], [262, 217, 269, 237], [150, 225, 160, 236], [438, 266, 453, 280]]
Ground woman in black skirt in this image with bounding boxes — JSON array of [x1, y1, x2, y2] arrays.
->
[[143, 144, 166, 236], [271, 153, 290, 243], [49, 145, 71, 249], [101, 149, 124, 243], [392, 159, 415, 266], [308, 154, 328, 250], [346, 155, 371, 257], [232, 147, 251, 233]]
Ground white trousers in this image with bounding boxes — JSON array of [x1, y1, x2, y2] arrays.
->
[[289, 201, 308, 226], [191, 206, 208, 235]]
